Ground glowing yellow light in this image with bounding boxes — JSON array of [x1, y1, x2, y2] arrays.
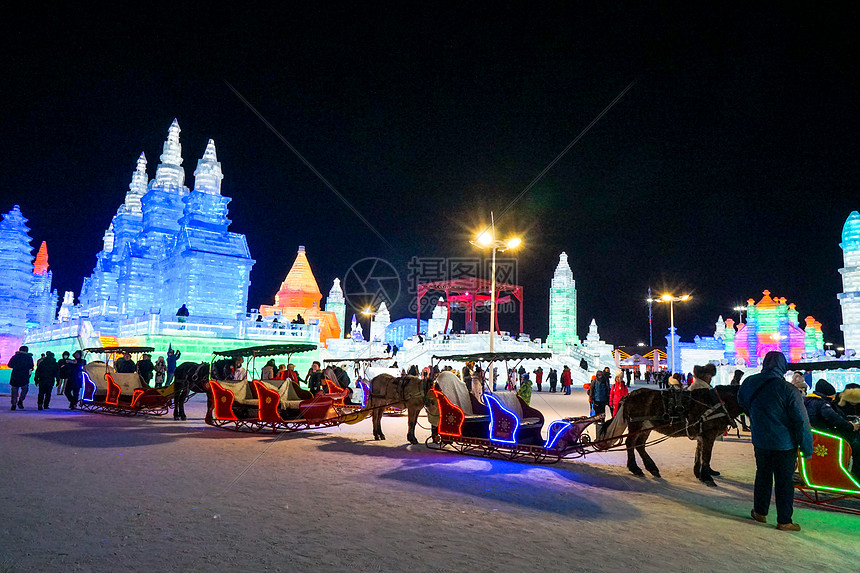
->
[[506, 237, 522, 249], [680, 294, 691, 301], [661, 294, 673, 302], [477, 232, 493, 246]]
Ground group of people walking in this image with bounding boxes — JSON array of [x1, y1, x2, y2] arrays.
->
[[5, 345, 183, 411], [7, 346, 86, 410]]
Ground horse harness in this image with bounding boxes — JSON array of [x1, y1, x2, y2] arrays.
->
[[370, 376, 433, 406], [629, 387, 733, 437]]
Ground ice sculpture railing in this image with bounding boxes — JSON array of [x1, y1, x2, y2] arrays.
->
[[114, 313, 320, 342], [23, 319, 82, 343]]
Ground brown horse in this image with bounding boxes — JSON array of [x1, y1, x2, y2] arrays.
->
[[369, 374, 437, 444], [599, 385, 742, 486]]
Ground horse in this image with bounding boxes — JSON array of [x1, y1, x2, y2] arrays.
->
[[369, 374, 437, 445], [171, 362, 210, 420], [599, 385, 742, 486]]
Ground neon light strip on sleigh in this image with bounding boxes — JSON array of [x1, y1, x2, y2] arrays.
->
[[544, 420, 573, 450], [484, 393, 520, 445], [798, 428, 860, 495]]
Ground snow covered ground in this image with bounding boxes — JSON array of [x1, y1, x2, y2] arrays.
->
[[0, 387, 855, 572]]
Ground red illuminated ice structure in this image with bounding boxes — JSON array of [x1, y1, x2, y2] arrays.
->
[[416, 278, 523, 336]]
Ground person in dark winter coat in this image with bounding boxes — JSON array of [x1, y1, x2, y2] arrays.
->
[[34, 351, 60, 409], [56, 351, 73, 395], [547, 368, 558, 393], [137, 354, 155, 385], [591, 370, 611, 416], [804, 379, 860, 477], [739, 351, 812, 531], [7, 346, 35, 410], [114, 352, 136, 374], [64, 350, 86, 409]]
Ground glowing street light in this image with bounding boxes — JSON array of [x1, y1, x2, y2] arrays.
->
[[733, 304, 748, 324], [655, 293, 691, 374], [470, 211, 522, 353]]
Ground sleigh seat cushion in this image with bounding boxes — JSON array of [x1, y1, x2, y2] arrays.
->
[[258, 380, 303, 409], [214, 379, 257, 406], [436, 371, 475, 415]]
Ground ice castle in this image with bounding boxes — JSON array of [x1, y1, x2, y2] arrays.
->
[[80, 121, 254, 322], [22, 121, 319, 369]]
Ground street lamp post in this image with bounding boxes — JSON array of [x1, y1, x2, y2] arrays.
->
[[733, 305, 747, 324], [656, 293, 691, 374], [362, 306, 376, 344], [646, 287, 654, 347], [471, 212, 521, 354]]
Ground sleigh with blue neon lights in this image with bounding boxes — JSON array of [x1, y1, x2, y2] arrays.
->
[[427, 384, 603, 463], [204, 344, 370, 433], [794, 428, 860, 515], [78, 347, 172, 416]]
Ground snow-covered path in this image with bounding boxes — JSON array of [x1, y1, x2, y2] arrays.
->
[[0, 389, 855, 572]]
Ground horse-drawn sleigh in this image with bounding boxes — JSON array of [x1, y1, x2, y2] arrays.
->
[[204, 344, 370, 433], [788, 360, 860, 514], [373, 351, 744, 486], [79, 346, 174, 416]]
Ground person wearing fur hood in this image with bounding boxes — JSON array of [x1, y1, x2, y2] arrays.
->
[[688, 363, 716, 391], [838, 383, 860, 416]]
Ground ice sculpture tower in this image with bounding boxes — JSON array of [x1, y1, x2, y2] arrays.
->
[[27, 241, 58, 328], [547, 252, 578, 348], [259, 247, 340, 341], [370, 301, 390, 342], [427, 297, 449, 336], [117, 120, 189, 315], [0, 206, 34, 359], [839, 211, 860, 352], [324, 278, 346, 338], [160, 139, 254, 319]]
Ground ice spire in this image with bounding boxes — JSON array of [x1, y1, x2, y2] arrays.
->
[[193, 139, 223, 195], [33, 241, 49, 275], [122, 152, 148, 214], [103, 223, 115, 253], [153, 119, 185, 189], [325, 278, 346, 338]]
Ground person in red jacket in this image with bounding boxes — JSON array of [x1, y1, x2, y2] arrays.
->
[[609, 371, 629, 416], [561, 365, 572, 395]]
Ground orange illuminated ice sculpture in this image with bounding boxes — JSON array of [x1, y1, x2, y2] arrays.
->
[[259, 246, 342, 343]]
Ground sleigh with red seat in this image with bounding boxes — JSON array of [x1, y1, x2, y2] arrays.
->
[[78, 347, 171, 416], [204, 344, 370, 434], [426, 355, 601, 464], [794, 429, 860, 515]]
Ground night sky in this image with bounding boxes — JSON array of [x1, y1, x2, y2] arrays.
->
[[3, 5, 859, 346]]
